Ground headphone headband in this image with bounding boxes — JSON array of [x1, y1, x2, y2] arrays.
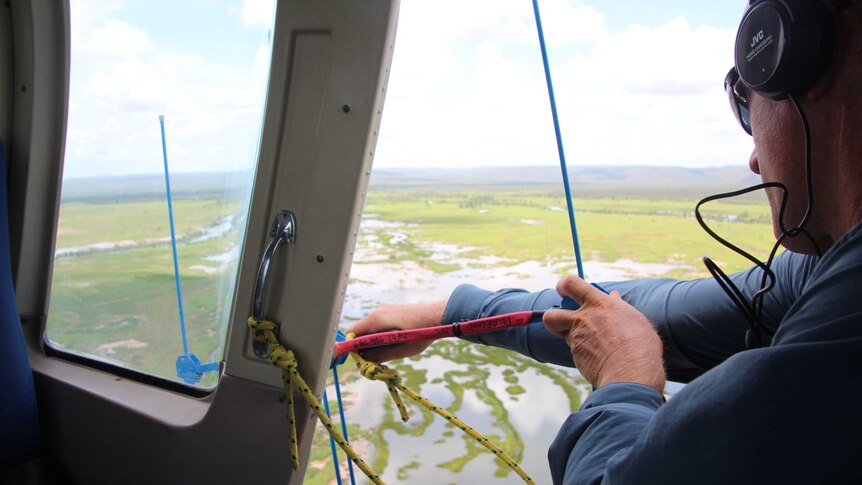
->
[[735, 0, 835, 99]]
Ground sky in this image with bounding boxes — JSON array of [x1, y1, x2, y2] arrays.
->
[[63, 0, 755, 179]]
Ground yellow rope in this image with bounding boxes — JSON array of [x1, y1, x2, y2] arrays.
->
[[247, 317, 535, 484], [247, 318, 384, 484], [347, 333, 536, 485]]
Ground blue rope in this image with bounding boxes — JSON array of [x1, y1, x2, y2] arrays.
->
[[332, 365, 357, 485], [159, 115, 190, 355], [322, 390, 344, 485], [531, 0, 586, 279], [160, 116, 219, 385]]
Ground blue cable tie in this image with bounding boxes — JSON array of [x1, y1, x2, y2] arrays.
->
[[560, 283, 610, 310], [176, 354, 220, 384]]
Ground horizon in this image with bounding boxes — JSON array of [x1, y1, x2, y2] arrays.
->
[[59, 162, 758, 181]]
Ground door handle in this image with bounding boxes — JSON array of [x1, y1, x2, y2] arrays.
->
[[251, 210, 297, 358]]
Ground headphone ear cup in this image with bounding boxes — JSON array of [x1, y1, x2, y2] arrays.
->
[[735, 0, 834, 99]]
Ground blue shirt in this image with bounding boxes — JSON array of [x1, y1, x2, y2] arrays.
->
[[442, 221, 862, 484]]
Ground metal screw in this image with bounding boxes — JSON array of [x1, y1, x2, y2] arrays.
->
[[342, 105, 351, 113], [316, 255, 325, 263]]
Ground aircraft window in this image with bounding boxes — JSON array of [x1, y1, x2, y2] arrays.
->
[[309, 1, 762, 483], [46, 0, 276, 388]]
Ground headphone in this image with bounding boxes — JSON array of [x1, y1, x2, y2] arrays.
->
[[735, 0, 835, 99], [703, 1, 838, 348]]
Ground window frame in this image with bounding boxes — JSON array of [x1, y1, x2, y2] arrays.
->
[[9, 0, 399, 483]]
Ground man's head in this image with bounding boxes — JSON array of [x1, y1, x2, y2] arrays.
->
[[729, 0, 862, 253]]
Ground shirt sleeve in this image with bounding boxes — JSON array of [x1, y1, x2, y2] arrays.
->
[[547, 383, 664, 485], [550, 337, 862, 484], [548, 224, 862, 485], [442, 251, 816, 382]]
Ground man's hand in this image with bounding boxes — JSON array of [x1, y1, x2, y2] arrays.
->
[[345, 301, 447, 363], [543, 276, 666, 392]]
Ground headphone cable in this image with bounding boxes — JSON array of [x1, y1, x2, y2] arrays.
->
[[695, 94, 822, 349]]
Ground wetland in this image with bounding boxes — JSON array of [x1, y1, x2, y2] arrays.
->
[[47, 168, 775, 483]]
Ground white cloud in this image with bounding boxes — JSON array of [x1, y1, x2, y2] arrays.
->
[[240, 0, 275, 29], [64, 1, 753, 177], [552, 16, 752, 167], [373, 1, 753, 170], [64, 1, 276, 177], [68, 0, 123, 29], [536, 0, 607, 47], [560, 18, 731, 91], [80, 19, 154, 58]]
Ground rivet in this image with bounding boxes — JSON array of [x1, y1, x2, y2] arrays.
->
[[316, 255, 325, 263], [342, 105, 351, 113]]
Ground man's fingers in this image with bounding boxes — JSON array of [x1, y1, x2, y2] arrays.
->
[[543, 309, 575, 339], [357, 342, 429, 363], [556, 276, 606, 306], [345, 314, 389, 337]]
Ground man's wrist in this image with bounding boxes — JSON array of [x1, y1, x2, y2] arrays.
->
[[597, 366, 666, 393], [582, 381, 665, 410]]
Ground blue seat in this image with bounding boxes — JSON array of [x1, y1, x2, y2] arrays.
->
[[0, 138, 40, 473]]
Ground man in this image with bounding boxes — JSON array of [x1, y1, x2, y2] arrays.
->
[[349, 1, 862, 482]]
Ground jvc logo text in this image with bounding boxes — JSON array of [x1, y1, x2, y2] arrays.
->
[[750, 30, 765, 48]]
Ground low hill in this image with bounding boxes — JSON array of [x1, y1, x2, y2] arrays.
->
[[60, 165, 763, 202], [60, 172, 251, 203], [368, 166, 763, 200]]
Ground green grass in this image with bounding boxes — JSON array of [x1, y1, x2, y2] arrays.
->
[[48, 197, 242, 386], [506, 385, 526, 395], [55, 199, 240, 249], [397, 460, 421, 480], [365, 188, 777, 278]]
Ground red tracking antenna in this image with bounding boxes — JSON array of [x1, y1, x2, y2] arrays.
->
[[334, 311, 544, 358]]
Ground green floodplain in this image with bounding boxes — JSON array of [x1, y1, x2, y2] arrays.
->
[[47, 173, 776, 482], [362, 188, 775, 279]]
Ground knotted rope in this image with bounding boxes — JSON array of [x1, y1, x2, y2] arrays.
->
[[347, 334, 536, 485], [247, 317, 383, 484], [246, 317, 535, 485]]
